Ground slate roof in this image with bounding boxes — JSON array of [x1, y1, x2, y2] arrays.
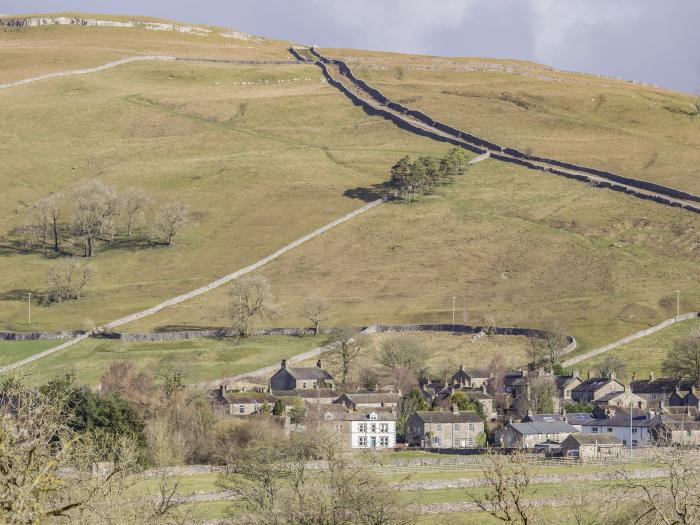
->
[[331, 410, 396, 422], [287, 367, 334, 381], [565, 432, 622, 446], [413, 411, 482, 423], [555, 375, 580, 390], [582, 413, 657, 428], [631, 378, 695, 395], [336, 392, 401, 404], [508, 421, 579, 436], [596, 391, 631, 403], [522, 414, 565, 423], [655, 414, 700, 430], [572, 378, 616, 394], [566, 412, 596, 426]]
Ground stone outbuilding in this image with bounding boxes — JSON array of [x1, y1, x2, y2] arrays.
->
[[560, 432, 624, 460], [502, 421, 579, 449]]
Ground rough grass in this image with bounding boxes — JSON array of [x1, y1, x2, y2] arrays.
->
[[328, 47, 700, 193], [21, 335, 324, 386], [573, 317, 700, 383]]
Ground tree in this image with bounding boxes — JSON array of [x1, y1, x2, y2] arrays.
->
[[468, 451, 533, 525], [358, 367, 380, 391], [598, 355, 627, 379], [155, 201, 187, 246], [563, 401, 594, 413], [527, 376, 556, 415], [272, 399, 285, 416], [327, 327, 367, 388], [121, 188, 148, 236], [415, 156, 440, 194], [529, 322, 569, 368], [99, 360, 160, 416], [28, 195, 61, 255], [450, 391, 485, 420], [72, 180, 119, 257], [155, 363, 187, 399], [662, 329, 700, 383], [390, 156, 413, 203], [443, 148, 468, 184], [44, 259, 94, 303], [379, 336, 427, 394], [302, 297, 331, 335], [229, 275, 275, 337]]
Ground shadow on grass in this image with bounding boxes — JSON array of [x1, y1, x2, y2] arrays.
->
[[343, 181, 395, 203]]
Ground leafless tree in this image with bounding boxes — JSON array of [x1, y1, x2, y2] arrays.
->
[[229, 275, 275, 337], [327, 326, 367, 388], [155, 201, 188, 246], [612, 446, 700, 525], [72, 180, 119, 257], [529, 321, 569, 367], [468, 451, 533, 524], [599, 354, 627, 379], [121, 189, 149, 236], [302, 297, 331, 335], [515, 376, 556, 416], [28, 196, 61, 255], [44, 259, 95, 303], [662, 328, 700, 384]]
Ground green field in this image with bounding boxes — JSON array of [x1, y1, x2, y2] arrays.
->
[[329, 47, 700, 194], [18, 335, 324, 385], [572, 316, 700, 383], [0, 339, 61, 366]]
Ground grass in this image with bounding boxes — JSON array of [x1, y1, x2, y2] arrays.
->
[[572, 316, 700, 383], [0, 339, 61, 366], [328, 47, 700, 194], [21, 334, 324, 386]]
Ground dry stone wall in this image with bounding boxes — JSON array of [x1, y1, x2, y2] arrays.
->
[[0, 331, 82, 341]]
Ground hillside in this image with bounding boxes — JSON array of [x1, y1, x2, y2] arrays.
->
[[1, 15, 699, 361]]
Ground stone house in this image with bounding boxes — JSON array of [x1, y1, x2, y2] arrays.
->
[[333, 391, 401, 411], [406, 408, 484, 448], [501, 421, 579, 449], [321, 409, 396, 449], [555, 371, 583, 401], [652, 414, 700, 446], [211, 385, 276, 416], [269, 359, 335, 391], [668, 386, 699, 408], [630, 373, 696, 408], [560, 432, 624, 460], [452, 365, 490, 389], [594, 390, 646, 410], [580, 408, 657, 447], [570, 373, 625, 403]]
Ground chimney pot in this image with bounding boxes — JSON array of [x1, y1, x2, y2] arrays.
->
[[649, 372, 654, 381], [219, 384, 225, 396], [316, 359, 322, 368], [573, 369, 579, 379], [609, 371, 616, 381], [587, 370, 593, 380], [281, 359, 287, 369], [631, 372, 637, 382]]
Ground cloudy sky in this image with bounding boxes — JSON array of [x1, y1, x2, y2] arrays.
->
[[4, 0, 699, 93]]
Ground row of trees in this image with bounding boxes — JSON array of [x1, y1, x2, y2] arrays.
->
[[389, 148, 469, 203], [23, 180, 188, 258]]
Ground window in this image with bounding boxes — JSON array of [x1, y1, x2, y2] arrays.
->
[[466, 437, 475, 446], [607, 428, 613, 432], [632, 428, 639, 434], [436, 424, 443, 432], [592, 427, 598, 433], [632, 439, 638, 447], [453, 423, 460, 432], [379, 436, 389, 447], [468, 423, 474, 432], [239, 405, 245, 414], [358, 423, 367, 433], [369, 413, 378, 420], [433, 436, 441, 446], [370, 423, 376, 433], [379, 423, 389, 433], [302, 382, 308, 389], [358, 436, 367, 447]]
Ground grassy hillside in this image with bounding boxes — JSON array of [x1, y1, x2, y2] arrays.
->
[[1, 20, 699, 372], [572, 317, 700, 383], [328, 48, 700, 194]]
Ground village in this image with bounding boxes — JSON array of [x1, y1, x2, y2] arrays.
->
[[210, 357, 700, 460]]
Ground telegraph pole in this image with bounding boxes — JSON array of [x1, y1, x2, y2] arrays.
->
[[676, 290, 680, 320], [28, 292, 31, 325]]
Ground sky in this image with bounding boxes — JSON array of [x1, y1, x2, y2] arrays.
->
[[3, 0, 699, 93]]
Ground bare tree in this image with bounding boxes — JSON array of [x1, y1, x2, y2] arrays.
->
[[302, 297, 331, 335], [514, 376, 556, 416], [327, 327, 367, 388], [44, 259, 95, 303], [229, 275, 275, 337], [72, 180, 119, 257], [155, 201, 188, 246], [529, 321, 569, 368], [468, 451, 533, 524], [599, 354, 627, 379], [662, 328, 700, 383], [121, 189, 148, 236]]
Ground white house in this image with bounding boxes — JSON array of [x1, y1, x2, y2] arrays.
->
[[580, 409, 657, 447], [322, 410, 396, 449]]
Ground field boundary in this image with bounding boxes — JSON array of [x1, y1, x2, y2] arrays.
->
[[0, 198, 386, 374], [562, 312, 700, 366]]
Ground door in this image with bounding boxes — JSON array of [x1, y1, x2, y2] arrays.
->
[[370, 436, 377, 448]]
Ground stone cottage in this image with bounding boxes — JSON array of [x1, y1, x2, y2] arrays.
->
[[406, 407, 484, 448], [270, 359, 335, 391]]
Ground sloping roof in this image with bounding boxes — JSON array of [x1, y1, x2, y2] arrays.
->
[[330, 410, 396, 422], [582, 413, 657, 428], [566, 432, 622, 446], [555, 375, 580, 390], [566, 413, 596, 426], [631, 378, 695, 394], [572, 378, 616, 394], [287, 367, 334, 381], [508, 421, 579, 436], [596, 391, 631, 403], [656, 414, 700, 430], [523, 414, 565, 423], [413, 411, 482, 424]]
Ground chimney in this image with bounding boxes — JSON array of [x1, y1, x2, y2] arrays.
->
[[452, 404, 459, 414], [631, 372, 637, 382], [609, 371, 616, 381], [460, 364, 465, 372], [587, 370, 593, 380], [316, 359, 322, 368], [692, 385, 697, 396], [649, 372, 654, 382], [219, 384, 225, 397], [281, 359, 287, 369], [527, 408, 533, 417], [482, 383, 487, 394], [573, 369, 580, 379]]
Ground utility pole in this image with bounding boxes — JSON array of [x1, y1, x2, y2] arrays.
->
[[28, 292, 31, 325], [676, 290, 680, 320], [452, 296, 457, 325]]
